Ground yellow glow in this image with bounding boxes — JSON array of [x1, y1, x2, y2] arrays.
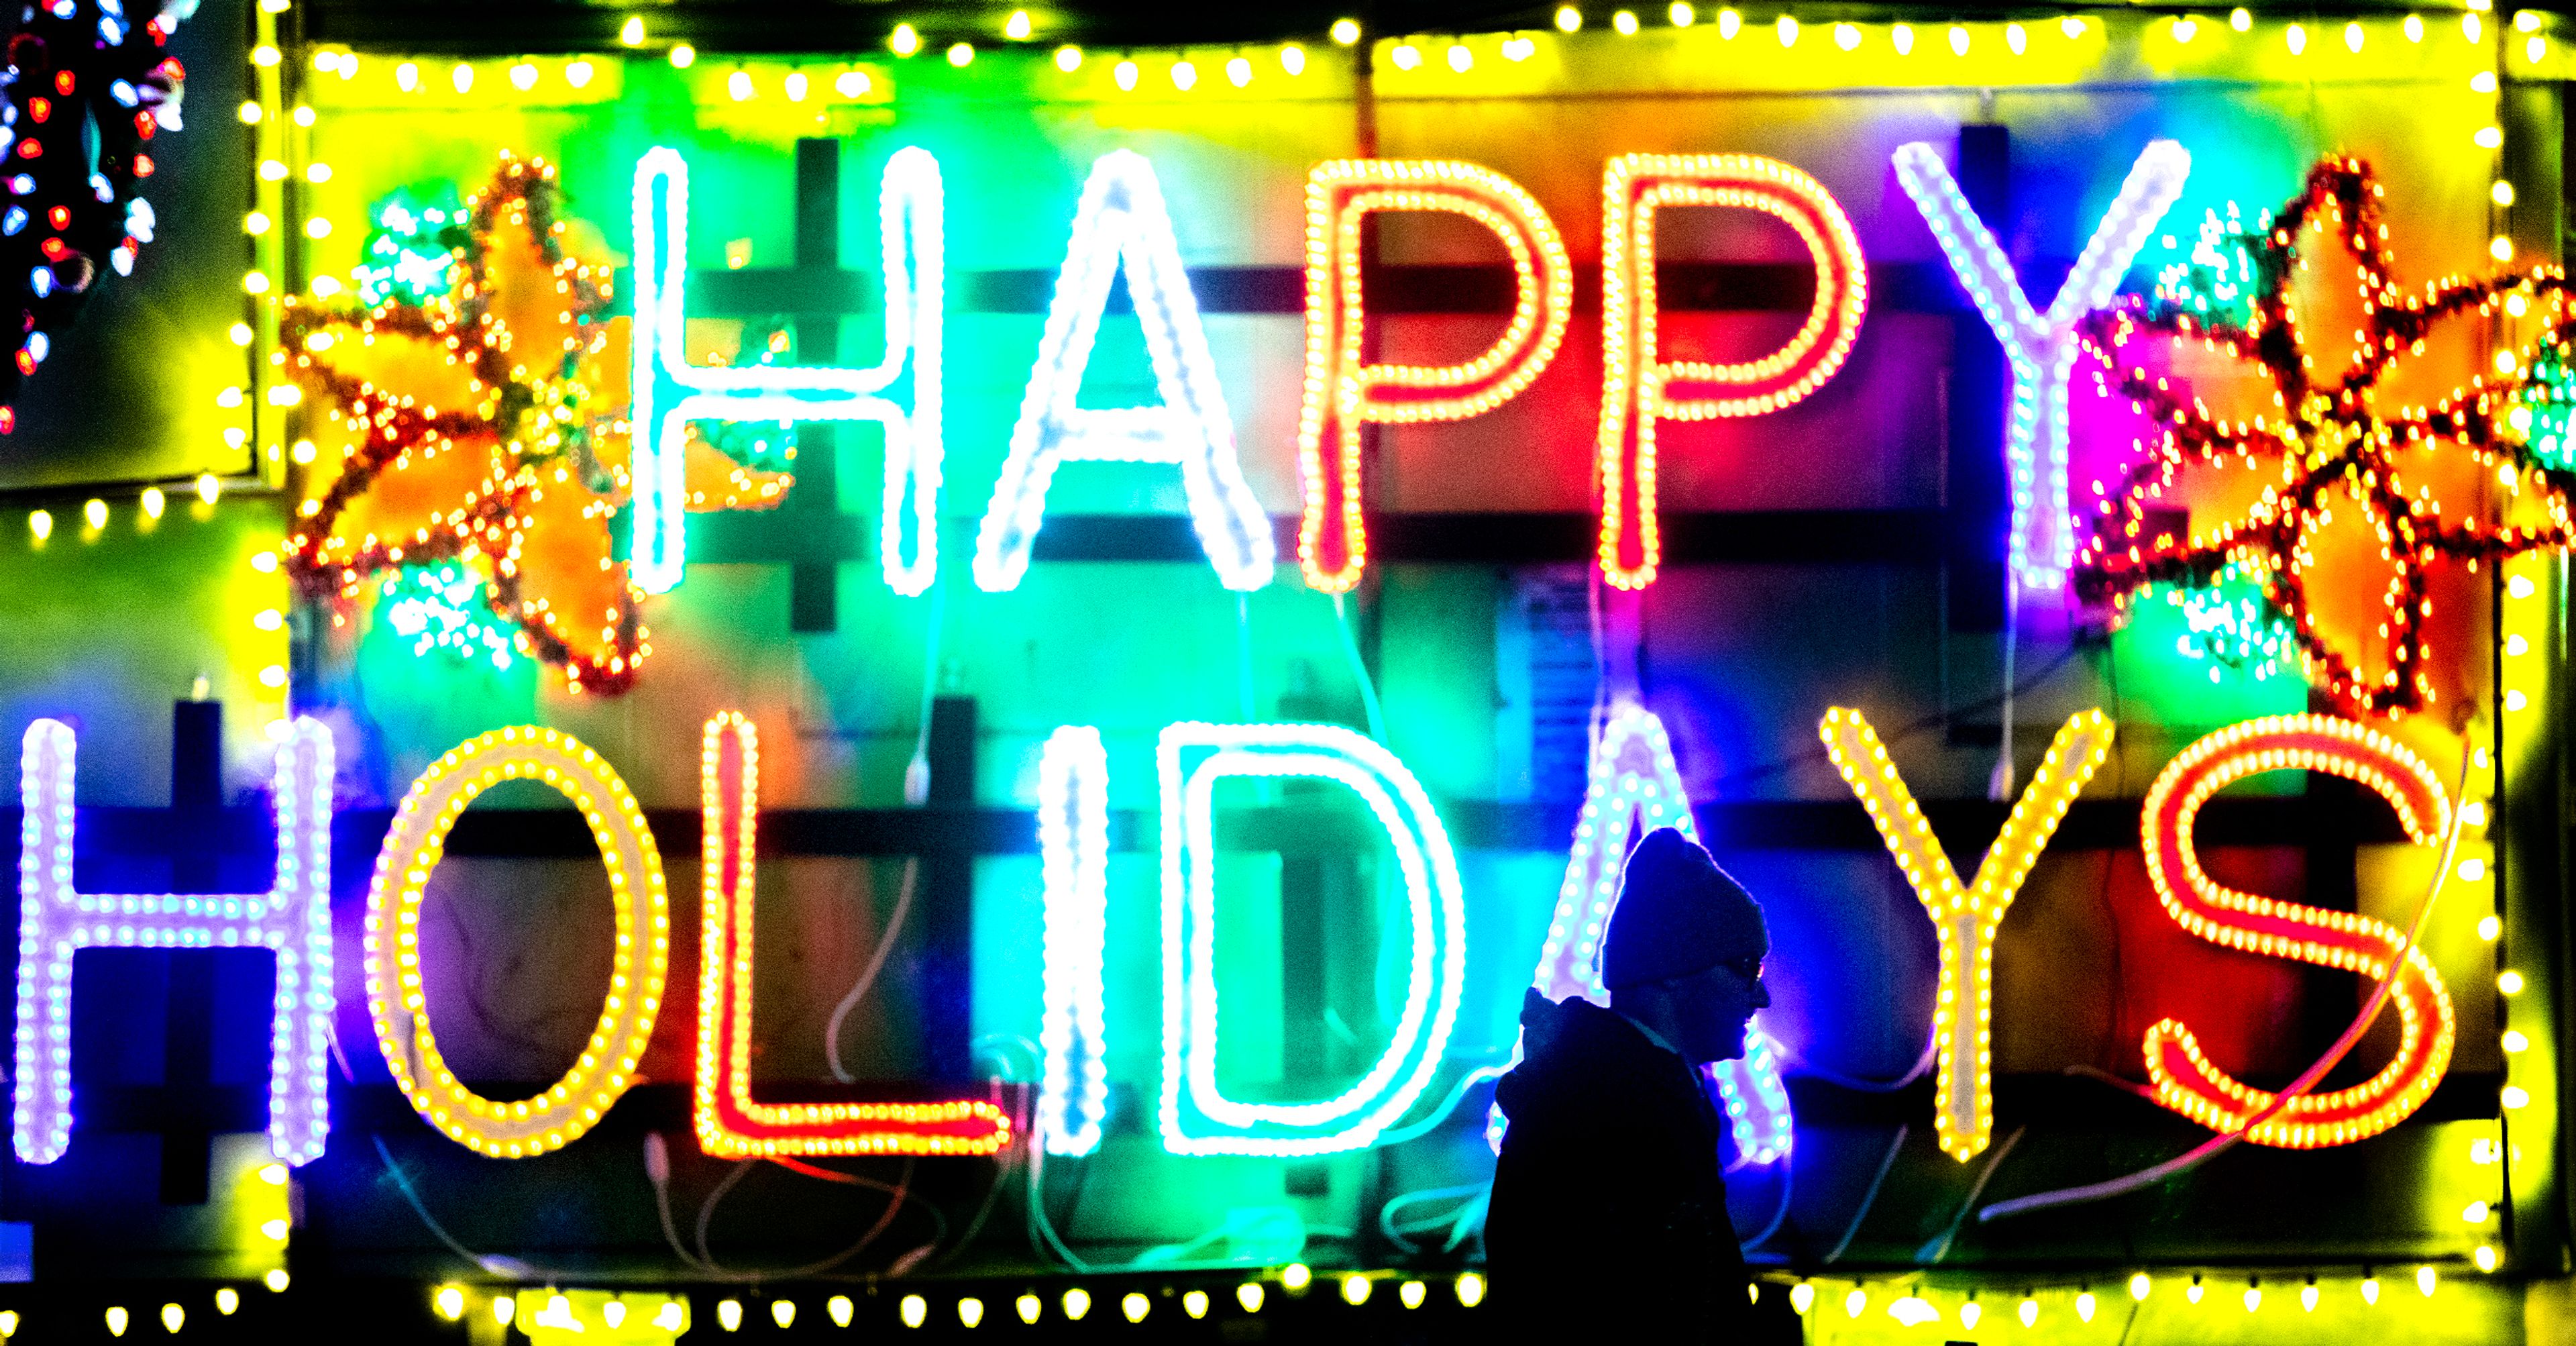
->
[[2477, 1245, 2501, 1272], [2480, 915, 2502, 941], [237, 100, 262, 124], [1775, 15, 1798, 45], [667, 44, 694, 68], [2495, 180, 2518, 205], [1055, 46, 1082, 71], [1005, 9, 1032, 40], [1614, 9, 1640, 36], [2231, 7, 2252, 30], [1330, 18, 1361, 44], [890, 23, 919, 56], [2287, 22, 2307, 54], [2173, 15, 2198, 42], [1171, 58, 1197, 87], [620, 16, 645, 45], [1555, 5, 1582, 32], [2407, 14, 2425, 41], [1823, 707, 2114, 1158], [2501, 970, 2526, 994], [947, 42, 974, 66], [1668, 2, 1693, 26], [364, 728, 669, 1158]]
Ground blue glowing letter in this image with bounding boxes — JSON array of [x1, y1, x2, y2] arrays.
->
[[973, 150, 1273, 593], [15, 718, 335, 1166], [1517, 702, 1792, 1164], [1893, 138, 2189, 590]]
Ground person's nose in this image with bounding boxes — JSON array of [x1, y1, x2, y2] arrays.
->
[[1752, 976, 1772, 1010]]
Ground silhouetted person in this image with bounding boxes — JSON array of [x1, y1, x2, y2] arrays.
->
[[1485, 827, 1778, 1343]]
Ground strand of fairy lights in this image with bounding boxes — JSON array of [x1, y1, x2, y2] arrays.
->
[[13, 718, 335, 1166], [692, 712, 1010, 1156], [363, 727, 669, 1158], [1157, 723, 1465, 1155], [2137, 715, 2455, 1147], [1822, 707, 2115, 1161], [974, 150, 1272, 593], [1598, 154, 1868, 589], [1035, 726, 1111, 1156], [1296, 160, 1570, 594]]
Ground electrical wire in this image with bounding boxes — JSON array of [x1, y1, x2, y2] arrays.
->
[[824, 856, 916, 1083], [1379, 1183, 1489, 1255], [1772, 1027, 1940, 1094], [372, 1135, 543, 1280], [1917, 1125, 2024, 1262], [1978, 737, 2475, 1225], [1368, 1064, 1507, 1147], [1712, 644, 2084, 794], [1822, 1123, 1909, 1264], [1739, 1166, 1795, 1256], [1330, 592, 1387, 742], [685, 1154, 937, 1280]]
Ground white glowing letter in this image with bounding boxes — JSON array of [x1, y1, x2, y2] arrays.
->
[[631, 146, 945, 595], [1821, 707, 2114, 1160], [1516, 702, 1792, 1163], [1892, 139, 2189, 590], [1036, 726, 1111, 1155], [1158, 723, 1466, 1155], [15, 718, 335, 1166], [975, 152, 1273, 592]]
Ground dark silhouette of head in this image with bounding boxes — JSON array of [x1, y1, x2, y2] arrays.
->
[[1601, 827, 1770, 1063]]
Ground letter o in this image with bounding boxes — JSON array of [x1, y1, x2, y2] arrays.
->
[[364, 727, 670, 1157]]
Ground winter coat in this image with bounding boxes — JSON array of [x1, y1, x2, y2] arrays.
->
[[1485, 989, 1772, 1343]]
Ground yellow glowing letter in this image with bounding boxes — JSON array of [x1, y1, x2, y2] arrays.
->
[[1820, 707, 2114, 1159], [364, 727, 670, 1157]]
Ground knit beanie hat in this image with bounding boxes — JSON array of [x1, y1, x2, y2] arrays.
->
[[1601, 827, 1766, 991]]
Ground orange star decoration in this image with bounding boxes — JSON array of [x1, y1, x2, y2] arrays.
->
[[2074, 156, 2576, 717], [280, 152, 790, 695]]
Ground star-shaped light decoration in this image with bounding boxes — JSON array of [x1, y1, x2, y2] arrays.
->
[[2074, 155, 2576, 717], [280, 153, 788, 694]]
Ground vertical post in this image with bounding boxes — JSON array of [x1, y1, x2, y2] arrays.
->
[[1944, 124, 2010, 635], [919, 695, 976, 1080], [160, 698, 222, 1204], [788, 137, 842, 633]]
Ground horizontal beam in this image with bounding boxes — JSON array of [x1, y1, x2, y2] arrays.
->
[[33, 792, 2404, 868], [682, 510, 1957, 567], [687, 260, 1988, 317], [64, 1070, 2501, 1139]]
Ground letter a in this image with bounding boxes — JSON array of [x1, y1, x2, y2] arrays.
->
[[975, 150, 1273, 592], [1821, 707, 2114, 1160]]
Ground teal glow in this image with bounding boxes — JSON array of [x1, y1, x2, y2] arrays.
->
[[353, 183, 466, 308], [2145, 200, 2266, 327], [377, 564, 517, 670], [2520, 339, 2576, 472]]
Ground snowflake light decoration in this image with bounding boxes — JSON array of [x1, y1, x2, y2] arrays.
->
[[281, 153, 785, 694], [2076, 155, 2576, 717]]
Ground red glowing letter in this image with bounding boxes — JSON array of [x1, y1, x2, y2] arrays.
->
[[1297, 160, 1571, 592], [694, 712, 1012, 1156], [1599, 154, 1868, 588], [2139, 715, 2455, 1147]]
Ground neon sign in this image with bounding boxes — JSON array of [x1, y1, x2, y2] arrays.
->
[[1893, 138, 2190, 591], [7, 700, 2477, 1168], [975, 150, 1273, 594], [1823, 706, 2116, 1161]]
